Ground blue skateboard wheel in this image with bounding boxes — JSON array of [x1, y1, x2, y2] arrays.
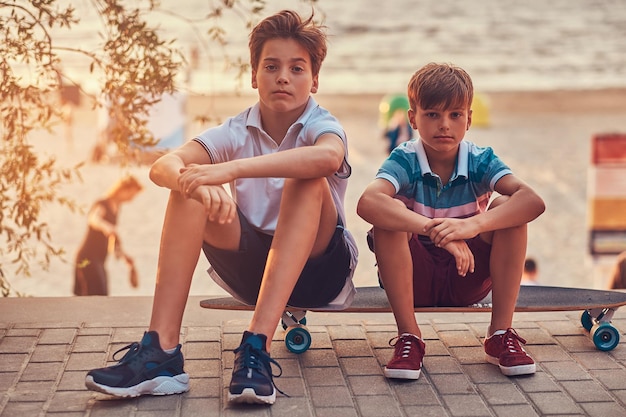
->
[[285, 326, 312, 354], [580, 310, 593, 332], [591, 323, 620, 351]]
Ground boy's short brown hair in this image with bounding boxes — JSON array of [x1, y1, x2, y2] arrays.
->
[[407, 63, 473, 111], [249, 10, 327, 76]]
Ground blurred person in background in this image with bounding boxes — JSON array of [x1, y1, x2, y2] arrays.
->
[[520, 257, 540, 286], [74, 175, 143, 295], [379, 94, 413, 154]]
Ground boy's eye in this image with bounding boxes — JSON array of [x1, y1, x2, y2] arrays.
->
[[451, 112, 462, 118], [292, 66, 304, 72], [265, 64, 277, 71], [426, 112, 438, 118]]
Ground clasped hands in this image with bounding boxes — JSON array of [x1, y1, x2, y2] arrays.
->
[[178, 163, 237, 224], [423, 217, 480, 277]]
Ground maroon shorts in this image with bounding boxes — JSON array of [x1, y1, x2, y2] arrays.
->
[[410, 234, 492, 307]]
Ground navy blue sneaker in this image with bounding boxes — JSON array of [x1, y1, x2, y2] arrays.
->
[[85, 331, 189, 397], [228, 331, 285, 405]]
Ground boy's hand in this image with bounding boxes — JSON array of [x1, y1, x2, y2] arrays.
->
[[423, 217, 479, 248], [178, 163, 234, 198], [177, 163, 237, 224], [441, 240, 475, 277], [191, 184, 237, 224]]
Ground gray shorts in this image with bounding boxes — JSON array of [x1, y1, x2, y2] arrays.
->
[[202, 209, 351, 308]]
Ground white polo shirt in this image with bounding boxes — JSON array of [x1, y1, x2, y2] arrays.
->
[[193, 97, 358, 308]]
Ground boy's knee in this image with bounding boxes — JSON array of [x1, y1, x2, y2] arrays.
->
[[487, 195, 509, 209], [486, 222, 527, 247], [283, 177, 326, 193], [372, 226, 410, 247], [283, 178, 331, 204]]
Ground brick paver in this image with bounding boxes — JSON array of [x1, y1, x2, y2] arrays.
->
[[1, 296, 626, 416]]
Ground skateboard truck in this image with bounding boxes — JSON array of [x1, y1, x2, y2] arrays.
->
[[281, 310, 311, 354]]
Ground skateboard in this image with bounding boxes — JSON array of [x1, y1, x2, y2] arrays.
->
[[200, 285, 626, 354]]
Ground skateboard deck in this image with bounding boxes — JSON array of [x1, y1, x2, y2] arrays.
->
[[201, 285, 626, 312], [200, 285, 626, 352]]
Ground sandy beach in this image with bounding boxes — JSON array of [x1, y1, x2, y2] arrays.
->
[[9, 88, 626, 297]]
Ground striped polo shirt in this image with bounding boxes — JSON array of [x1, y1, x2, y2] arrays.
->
[[376, 139, 512, 219]]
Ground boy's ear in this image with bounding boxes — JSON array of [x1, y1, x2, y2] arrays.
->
[[407, 108, 417, 130], [310, 74, 319, 94], [466, 108, 473, 130], [251, 68, 258, 89]]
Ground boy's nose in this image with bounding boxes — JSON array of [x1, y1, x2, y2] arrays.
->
[[277, 70, 289, 84]]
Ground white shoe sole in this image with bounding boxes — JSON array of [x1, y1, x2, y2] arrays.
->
[[383, 367, 421, 380], [85, 374, 189, 398], [228, 387, 276, 405], [486, 354, 536, 376]]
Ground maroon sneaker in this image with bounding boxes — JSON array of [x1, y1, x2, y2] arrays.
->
[[384, 333, 425, 380], [484, 328, 536, 376]]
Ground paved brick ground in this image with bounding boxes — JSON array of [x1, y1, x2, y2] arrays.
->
[[2, 296, 626, 416]]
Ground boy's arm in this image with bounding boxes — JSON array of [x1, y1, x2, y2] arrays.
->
[[425, 174, 545, 247], [357, 178, 431, 235], [488, 174, 546, 229], [357, 178, 477, 276], [149, 140, 212, 192], [150, 140, 237, 224], [178, 133, 345, 197]]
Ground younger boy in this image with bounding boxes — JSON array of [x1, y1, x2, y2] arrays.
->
[[85, 10, 358, 405], [357, 63, 545, 379]]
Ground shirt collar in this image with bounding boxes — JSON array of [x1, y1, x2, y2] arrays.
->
[[415, 139, 469, 180], [246, 97, 317, 132]]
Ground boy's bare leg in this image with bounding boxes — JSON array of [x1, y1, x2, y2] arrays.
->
[[487, 223, 527, 335], [248, 177, 338, 349], [148, 191, 240, 350], [373, 227, 421, 338]]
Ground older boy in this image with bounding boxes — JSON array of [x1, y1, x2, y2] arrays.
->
[[357, 63, 545, 380], [85, 10, 358, 405]]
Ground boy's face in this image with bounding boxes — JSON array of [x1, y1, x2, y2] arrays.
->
[[251, 38, 318, 117], [408, 105, 472, 157]]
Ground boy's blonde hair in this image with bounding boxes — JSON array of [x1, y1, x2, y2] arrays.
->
[[407, 63, 473, 111], [249, 10, 327, 77]]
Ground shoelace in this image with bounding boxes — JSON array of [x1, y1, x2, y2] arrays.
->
[[502, 328, 527, 354], [112, 342, 141, 363], [234, 343, 288, 397], [389, 334, 419, 358]]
